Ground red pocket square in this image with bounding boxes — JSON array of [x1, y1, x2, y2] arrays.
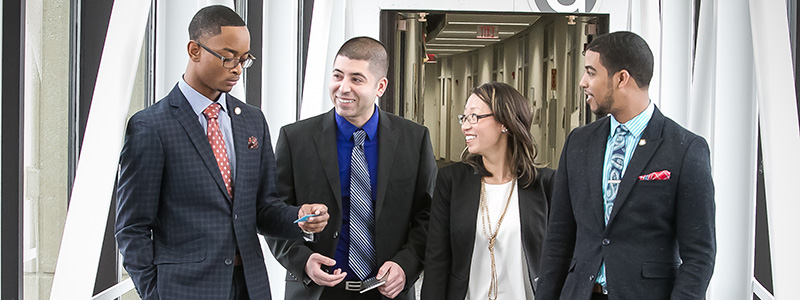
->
[[639, 170, 671, 180], [248, 136, 259, 149]]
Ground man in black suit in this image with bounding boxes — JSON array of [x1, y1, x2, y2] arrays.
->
[[536, 31, 715, 300], [267, 37, 437, 300], [115, 6, 329, 300]]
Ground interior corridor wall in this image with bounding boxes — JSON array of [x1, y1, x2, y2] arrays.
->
[[430, 15, 589, 168], [422, 64, 440, 160]]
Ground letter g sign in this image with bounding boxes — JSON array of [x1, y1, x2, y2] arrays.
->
[[534, 0, 599, 13]]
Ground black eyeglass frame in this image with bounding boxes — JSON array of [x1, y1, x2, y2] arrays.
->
[[196, 42, 256, 69], [457, 113, 495, 125]]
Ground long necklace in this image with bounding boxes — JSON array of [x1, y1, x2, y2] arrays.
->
[[479, 177, 516, 300]]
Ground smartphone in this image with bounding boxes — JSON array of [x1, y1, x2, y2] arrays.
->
[[293, 214, 319, 224]]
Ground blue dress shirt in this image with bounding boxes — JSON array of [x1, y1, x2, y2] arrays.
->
[[334, 107, 379, 280], [597, 101, 655, 287], [178, 78, 236, 179]]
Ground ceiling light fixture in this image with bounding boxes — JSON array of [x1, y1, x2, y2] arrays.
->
[[447, 21, 531, 26], [427, 48, 470, 52], [435, 37, 497, 41], [427, 43, 486, 47]]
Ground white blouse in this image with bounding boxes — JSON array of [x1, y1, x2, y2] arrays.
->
[[465, 181, 534, 300]]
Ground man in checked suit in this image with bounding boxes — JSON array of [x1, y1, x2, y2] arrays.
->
[[115, 6, 329, 300], [267, 37, 437, 300], [536, 31, 716, 300]]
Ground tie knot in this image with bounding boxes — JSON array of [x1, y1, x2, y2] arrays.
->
[[615, 125, 629, 136], [353, 129, 366, 146], [203, 103, 222, 120]]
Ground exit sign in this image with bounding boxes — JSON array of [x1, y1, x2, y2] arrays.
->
[[477, 26, 499, 39]]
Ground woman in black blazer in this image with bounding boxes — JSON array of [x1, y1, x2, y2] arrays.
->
[[421, 82, 554, 300]]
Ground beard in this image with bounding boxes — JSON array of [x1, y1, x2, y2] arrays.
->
[[591, 82, 615, 117]]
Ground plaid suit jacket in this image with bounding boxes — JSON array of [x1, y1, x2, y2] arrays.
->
[[115, 85, 301, 299]]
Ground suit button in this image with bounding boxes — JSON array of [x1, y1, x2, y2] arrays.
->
[[333, 231, 339, 239], [225, 258, 233, 265], [602, 239, 610, 246], [233, 214, 239, 220], [589, 275, 595, 281]]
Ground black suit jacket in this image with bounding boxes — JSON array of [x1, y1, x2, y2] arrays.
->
[[421, 162, 555, 300], [115, 85, 302, 300], [267, 109, 437, 300], [536, 107, 716, 300]]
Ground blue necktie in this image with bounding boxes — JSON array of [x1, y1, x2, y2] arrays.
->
[[597, 125, 628, 291], [349, 129, 376, 280]]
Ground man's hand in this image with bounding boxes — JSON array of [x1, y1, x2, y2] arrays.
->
[[377, 261, 405, 299], [305, 253, 347, 287], [297, 204, 329, 233]]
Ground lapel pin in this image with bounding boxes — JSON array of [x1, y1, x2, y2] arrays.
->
[[639, 139, 647, 146], [234, 107, 242, 115]]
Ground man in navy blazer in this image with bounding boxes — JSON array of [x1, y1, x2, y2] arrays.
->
[[115, 6, 329, 300], [536, 31, 715, 300]]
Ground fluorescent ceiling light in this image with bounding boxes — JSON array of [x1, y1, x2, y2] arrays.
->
[[435, 37, 498, 41], [448, 21, 530, 26], [427, 43, 485, 47], [441, 30, 516, 35], [427, 48, 469, 52]]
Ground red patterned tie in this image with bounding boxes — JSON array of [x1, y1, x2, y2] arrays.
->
[[203, 103, 233, 198]]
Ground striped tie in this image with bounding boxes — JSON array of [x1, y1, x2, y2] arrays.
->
[[597, 125, 629, 290], [348, 129, 376, 280]]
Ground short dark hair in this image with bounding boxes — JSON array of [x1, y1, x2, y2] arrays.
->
[[188, 5, 245, 41], [335, 36, 389, 79], [586, 31, 653, 88], [461, 82, 542, 188]]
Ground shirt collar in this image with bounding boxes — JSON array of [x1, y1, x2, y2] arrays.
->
[[178, 76, 228, 117], [335, 105, 380, 141], [610, 101, 655, 138]]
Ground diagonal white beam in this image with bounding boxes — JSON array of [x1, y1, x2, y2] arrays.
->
[[748, 0, 800, 299], [659, 0, 693, 126], [707, 0, 758, 299], [300, 0, 336, 119], [49, 1, 151, 299]]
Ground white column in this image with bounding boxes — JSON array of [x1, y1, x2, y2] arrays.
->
[[261, 2, 299, 297], [659, 0, 693, 126], [49, 1, 151, 299], [748, 0, 800, 299], [688, 0, 716, 141], [299, 0, 341, 119], [262, 1, 298, 145], [706, 0, 758, 299], [637, 0, 661, 108]]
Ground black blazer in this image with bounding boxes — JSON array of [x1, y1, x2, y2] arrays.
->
[[536, 107, 716, 300], [115, 85, 301, 300], [267, 109, 437, 300], [421, 162, 556, 300]]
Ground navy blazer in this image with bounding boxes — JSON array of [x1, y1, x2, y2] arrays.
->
[[267, 109, 437, 300], [115, 85, 302, 300], [421, 162, 555, 300], [536, 107, 716, 300]]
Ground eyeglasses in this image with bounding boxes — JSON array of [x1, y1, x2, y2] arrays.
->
[[457, 113, 494, 125], [196, 42, 256, 69]]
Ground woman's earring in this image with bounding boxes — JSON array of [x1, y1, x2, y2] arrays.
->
[[501, 128, 508, 133]]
